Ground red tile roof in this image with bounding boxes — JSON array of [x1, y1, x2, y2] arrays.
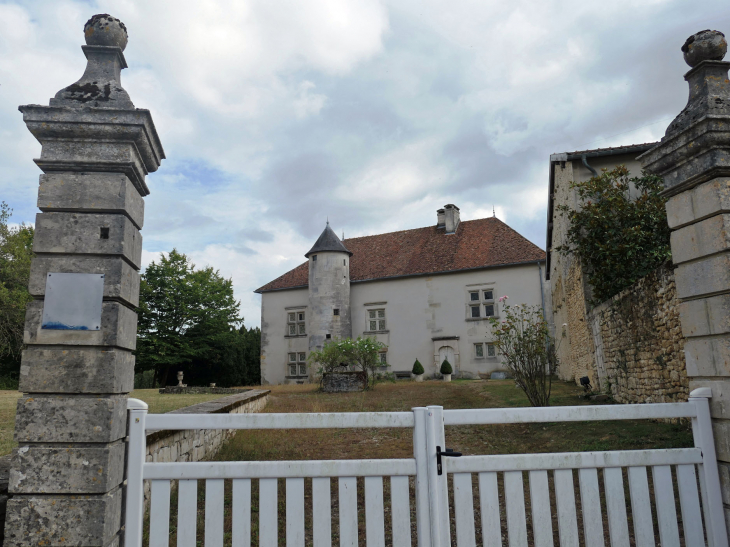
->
[[255, 217, 545, 293]]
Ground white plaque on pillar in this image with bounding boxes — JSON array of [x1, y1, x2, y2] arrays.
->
[[41, 273, 104, 330]]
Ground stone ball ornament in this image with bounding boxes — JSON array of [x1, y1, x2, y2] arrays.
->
[[84, 13, 128, 51], [682, 29, 727, 67]]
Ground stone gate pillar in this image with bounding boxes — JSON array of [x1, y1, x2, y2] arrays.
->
[[639, 30, 730, 530], [4, 15, 164, 546]]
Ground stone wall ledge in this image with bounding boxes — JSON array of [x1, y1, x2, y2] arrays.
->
[[146, 389, 269, 445]]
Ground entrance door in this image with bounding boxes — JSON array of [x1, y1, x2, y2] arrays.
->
[[438, 346, 455, 372]]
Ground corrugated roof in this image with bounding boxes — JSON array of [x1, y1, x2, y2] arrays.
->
[[255, 217, 545, 293]]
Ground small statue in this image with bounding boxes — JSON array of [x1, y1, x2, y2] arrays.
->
[[177, 371, 184, 387]]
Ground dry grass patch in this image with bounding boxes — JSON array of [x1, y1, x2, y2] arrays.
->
[[0, 390, 21, 456]]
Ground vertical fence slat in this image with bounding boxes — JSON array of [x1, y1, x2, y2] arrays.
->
[[286, 478, 305, 547], [529, 470, 554, 547], [479, 472, 503, 547], [259, 478, 278, 547], [339, 476, 358, 547], [603, 467, 630, 547], [232, 479, 251, 547], [149, 480, 171, 547], [390, 476, 412, 547], [553, 469, 578, 547], [676, 464, 705, 547], [412, 408, 432, 547], [652, 465, 681, 547], [177, 479, 198, 547], [205, 479, 224, 547], [365, 476, 385, 547], [578, 468, 604, 547], [504, 471, 528, 547], [312, 477, 332, 547], [627, 467, 654, 547], [453, 473, 477, 547], [427, 406, 451, 547]]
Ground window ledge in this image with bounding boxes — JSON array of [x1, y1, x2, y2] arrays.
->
[[285, 375, 309, 379], [465, 317, 496, 322], [363, 330, 389, 334], [285, 334, 308, 338]]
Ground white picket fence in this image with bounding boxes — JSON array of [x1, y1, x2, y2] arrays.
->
[[125, 388, 727, 547]]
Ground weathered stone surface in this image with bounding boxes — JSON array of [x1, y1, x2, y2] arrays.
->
[[29, 255, 140, 307], [10, 441, 124, 493], [666, 177, 730, 229], [719, 461, 730, 504], [4, 487, 122, 546], [19, 347, 134, 394], [38, 173, 144, 229], [14, 395, 127, 443], [20, 105, 165, 196], [674, 253, 730, 300], [684, 334, 730, 377], [693, 379, 730, 420], [671, 214, 730, 264], [713, 418, 730, 462], [322, 372, 366, 392], [680, 294, 730, 337], [24, 300, 137, 350], [33, 212, 142, 269]]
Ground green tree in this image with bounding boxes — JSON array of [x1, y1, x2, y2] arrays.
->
[[556, 166, 670, 303], [136, 249, 244, 386], [308, 336, 387, 388], [0, 202, 34, 386]]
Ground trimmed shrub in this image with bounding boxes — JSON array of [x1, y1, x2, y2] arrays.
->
[[440, 359, 452, 375], [412, 359, 424, 375]]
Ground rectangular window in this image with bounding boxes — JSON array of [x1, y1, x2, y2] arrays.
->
[[466, 286, 497, 320], [367, 309, 386, 331], [298, 352, 306, 362], [470, 291, 480, 301], [483, 290, 494, 301], [484, 304, 495, 317], [487, 343, 496, 357], [475, 343, 484, 358], [298, 364, 307, 376], [380, 352, 387, 365], [334, 309, 340, 316], [470, 305, 480, 318], [289, 364, 297, 376], [289, 353, 296, 362], [286, 310, 306, 336], [312, 255, 317, 261], [369, 310, 376, 319], [369, 320, 377, 331]]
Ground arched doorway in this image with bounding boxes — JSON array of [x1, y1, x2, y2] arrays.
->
[[438, 345, 455, 372]]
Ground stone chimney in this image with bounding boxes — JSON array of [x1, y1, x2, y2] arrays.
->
[[436, 208, 445, 228], [443, 204, 460, 234]]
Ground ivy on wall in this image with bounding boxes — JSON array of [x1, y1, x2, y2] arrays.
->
[[555, 166, 671, 304]]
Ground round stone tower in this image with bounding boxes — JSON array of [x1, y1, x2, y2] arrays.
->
[[305, 222, 353, 351]]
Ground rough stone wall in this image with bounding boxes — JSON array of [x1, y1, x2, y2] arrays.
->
[[561, 262, 597, 384], [159, 387, 249, 395], [588, 264, 689, 403], [142, 390, 269, 507], [322, 372, 367, 392]]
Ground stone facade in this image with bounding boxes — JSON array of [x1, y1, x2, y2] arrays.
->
[[142, 390, 269, 507], [587, 264, 689, 403]]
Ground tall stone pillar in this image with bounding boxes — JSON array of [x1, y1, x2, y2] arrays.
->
[[4, 15, 164, 546], [639, 30, 730, 530]]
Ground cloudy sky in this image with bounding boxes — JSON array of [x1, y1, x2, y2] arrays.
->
[[1, 0, 728, 327]]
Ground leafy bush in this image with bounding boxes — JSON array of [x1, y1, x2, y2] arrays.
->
[[555, 166, 670, 303], [488, 301, 558, 407], [309, 337, 387, 388], [411, 359, 424, 375], [440, 359, 452, 375]]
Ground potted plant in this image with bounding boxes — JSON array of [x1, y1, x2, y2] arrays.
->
[[412, 359, 425, 382], [440, 359, 453, 382]]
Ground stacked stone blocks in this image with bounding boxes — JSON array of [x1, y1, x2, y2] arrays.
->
[[5, 15, 164, 546], [639, 29, 730, 531]]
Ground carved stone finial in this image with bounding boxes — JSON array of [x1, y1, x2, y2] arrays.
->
[[84, 14, 128, 51], [50, 14, 133, 109], [682, 30, 727, 67]]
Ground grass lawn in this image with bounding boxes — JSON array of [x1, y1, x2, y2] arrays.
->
[[157, 379, 690, 547], [0, 388, 238, 456]]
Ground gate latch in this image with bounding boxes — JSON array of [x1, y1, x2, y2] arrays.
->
[[436, 446, 462, 475]]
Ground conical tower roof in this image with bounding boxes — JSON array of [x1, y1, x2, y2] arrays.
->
[[305, 222, 353, 257]]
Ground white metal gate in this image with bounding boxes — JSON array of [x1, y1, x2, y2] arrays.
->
[[125, 388, 727, 547]]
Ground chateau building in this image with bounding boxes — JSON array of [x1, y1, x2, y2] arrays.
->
[[256, 205, 546, 384]]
